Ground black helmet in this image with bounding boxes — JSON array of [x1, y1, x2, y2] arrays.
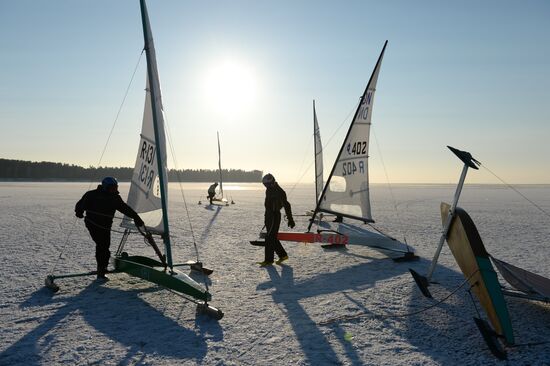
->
[[262, 173, 275, 186], [101, 176, 118, 189]]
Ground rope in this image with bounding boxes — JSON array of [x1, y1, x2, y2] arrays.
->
[[287, 101, 359, 198], [81, 209, 126, 221], [51, 217, 79, 274], [82, 217, 136, 234], [163, 116, 200, 261], [95, 50, 144, 171], [365, 223, 398, 241], [163, 109, 209, 292], [467, 284, 482, 319], [371, 126, 408, 244], [48, 51, 144, 275], [481, 164, 550, 219], [319, 271, 478, 326], [288, 138, 313, 196], [508, 340, 550, 348]]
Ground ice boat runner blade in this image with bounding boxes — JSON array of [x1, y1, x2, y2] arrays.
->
[[250, 240, 266, 247], [45, 275, 60, 293], [474, 317, 508, 360], [409, 269, 432, 298]]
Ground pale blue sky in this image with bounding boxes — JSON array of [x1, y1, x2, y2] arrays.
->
[[1, 0, 549, 183]]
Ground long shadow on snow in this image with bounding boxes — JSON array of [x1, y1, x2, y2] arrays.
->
[[199, 205, 222, 244], [203, 203, 224, 211], [1, 282, 210, 365], [257, 256, 413, 365], [340, 259, 550, 364], [256, 255, 550, 364], [398, 260, 550, 365]]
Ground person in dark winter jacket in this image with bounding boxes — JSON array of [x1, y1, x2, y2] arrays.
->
[[259, 173, 295, 266], [75, 177, 144, 279], [207, 182, 218, 204]]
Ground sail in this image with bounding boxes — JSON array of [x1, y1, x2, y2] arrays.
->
[[217, 131, 224, 199], [122, 0, 168, 234], [317, 41, 387, 223], [492, 257, 550, 300], [313, 101, 323, 201]]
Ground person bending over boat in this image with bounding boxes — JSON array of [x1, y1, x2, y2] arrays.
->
[[75, 177, 144, 280], [207, 182, 218, 204], [259, 173, 295, 266]]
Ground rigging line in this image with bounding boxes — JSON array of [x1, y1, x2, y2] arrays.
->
[[82, 218, 140, 234], [49, 51, 144, 276], [50, 217, 79, 275], [96, 50, 145, 170], [365, 223, 398, 241], [319, 270, 479, 325], [286, 161, 315, 198], [371, 126, 407, 243], [467, 285, 482, 319], [162, 114, 206, 292], [287, 138, 313, 200], [163, 116, 199, 255], [162, 128, 210, 296], [81, 210, 126, 221], [287, 100, 359, 196], [324, 99, 361, 152], [481, 164, 550, 219]]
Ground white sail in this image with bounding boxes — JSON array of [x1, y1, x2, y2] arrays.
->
[[217, 131, 225, 199], [318, 41, 387, 223], [313, 101, 323, 201], [122, 1, 168, 234]]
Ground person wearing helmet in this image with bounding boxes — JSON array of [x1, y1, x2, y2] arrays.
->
[[207, 182, 219, 204], [259, 173, 295, 266], [75, 177, 145, 280]]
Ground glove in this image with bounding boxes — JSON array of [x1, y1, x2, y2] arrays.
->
[[75, 211, 84, 218], [288, 217, 296, 229], [134, 216, 145, 227]]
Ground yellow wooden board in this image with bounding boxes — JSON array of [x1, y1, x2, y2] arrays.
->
[[441, 202, 513, 343]]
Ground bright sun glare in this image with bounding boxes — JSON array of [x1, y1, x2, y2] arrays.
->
[[201, 59, 258, 120]]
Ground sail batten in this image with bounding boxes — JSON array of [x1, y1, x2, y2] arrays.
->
[[313, 41, 387, 225]]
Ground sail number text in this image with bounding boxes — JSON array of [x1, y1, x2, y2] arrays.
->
[[347, 141, 367, 155], [357, 90, 373, 120], [138, 140, 156, 190], [342, 160, 365, 176]]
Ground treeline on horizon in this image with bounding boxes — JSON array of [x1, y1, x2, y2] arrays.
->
[[0, 158, 262, 183]]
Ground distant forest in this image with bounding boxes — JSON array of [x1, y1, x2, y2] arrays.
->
[[0, 158, 262, 183]]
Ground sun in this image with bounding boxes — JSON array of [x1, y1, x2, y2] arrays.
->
[[201, 59, 258, 120]]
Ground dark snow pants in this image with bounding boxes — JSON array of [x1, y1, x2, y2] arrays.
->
[[86, 222, 111, 274], [264, 211, 287, 262]]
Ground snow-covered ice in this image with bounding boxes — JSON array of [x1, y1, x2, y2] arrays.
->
[[1, 182, 549, 365]]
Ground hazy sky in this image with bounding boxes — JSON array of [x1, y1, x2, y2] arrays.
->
[[1, 0, 549, 183]]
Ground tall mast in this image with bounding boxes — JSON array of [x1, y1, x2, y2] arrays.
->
[[217, 131, 224, 197], [139, 0, 172, 267]]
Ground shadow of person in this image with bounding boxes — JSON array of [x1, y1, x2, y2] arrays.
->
[[255, 256, 412, 365], [200, 206, 222, 243], [1, 281, 211, 365]]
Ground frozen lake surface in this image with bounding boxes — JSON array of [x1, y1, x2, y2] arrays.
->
[[1, 182, 549, 365]]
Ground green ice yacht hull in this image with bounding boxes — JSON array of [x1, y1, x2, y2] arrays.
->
[[115, 253, 211, 302]]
